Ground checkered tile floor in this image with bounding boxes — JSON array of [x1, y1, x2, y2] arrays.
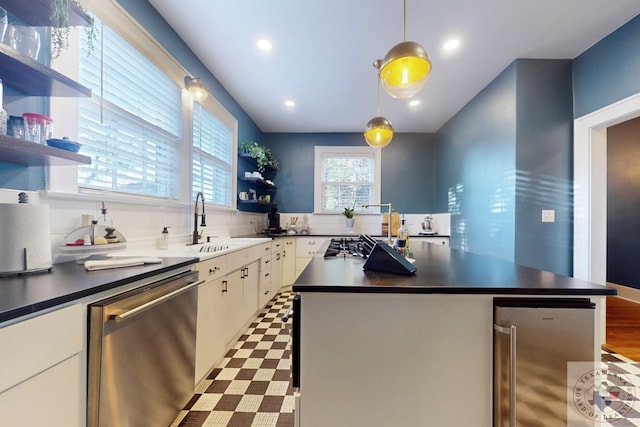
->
[[171, 291, 295, 427], [598, 348, 640, 426]]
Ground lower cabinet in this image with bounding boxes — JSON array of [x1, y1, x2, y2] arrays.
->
[[195, 276, 226, 385], [281, 238, 296, 286], [0, 304, 83, 427], [195, 249, 264, 384], [296, 237, 328, 279]]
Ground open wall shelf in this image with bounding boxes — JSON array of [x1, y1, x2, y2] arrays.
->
[[0, 135, 91, 166]]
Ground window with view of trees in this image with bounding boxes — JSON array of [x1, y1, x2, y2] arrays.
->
[[314, 146, 381, 213]]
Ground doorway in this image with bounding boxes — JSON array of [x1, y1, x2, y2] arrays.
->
[[574, 91, 640, 359]]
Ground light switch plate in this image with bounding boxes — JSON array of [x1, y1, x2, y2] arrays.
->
[[541, 209, 555, 223]]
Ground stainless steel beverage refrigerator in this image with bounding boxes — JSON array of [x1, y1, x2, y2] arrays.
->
[[493, 298, 596, 426]]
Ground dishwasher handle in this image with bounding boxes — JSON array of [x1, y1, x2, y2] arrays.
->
[[494, 323, 517, 427], [111, 279, 204, 322]]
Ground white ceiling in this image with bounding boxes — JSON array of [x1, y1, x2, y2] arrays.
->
[[148, 0, 640, 134]]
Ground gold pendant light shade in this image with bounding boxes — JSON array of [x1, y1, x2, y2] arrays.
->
[[364, 116, 394, 148], [377, 41, 431, 99]]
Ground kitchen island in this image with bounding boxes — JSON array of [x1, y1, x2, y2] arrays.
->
[[292, 240, 615, 427]]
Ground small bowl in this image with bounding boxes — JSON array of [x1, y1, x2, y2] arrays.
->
[[47, 137, 81, 153]]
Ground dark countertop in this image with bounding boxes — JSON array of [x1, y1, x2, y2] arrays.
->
[[293, 240, 615, 296], [0, 257, 198, 323], [242, 233, 450, 238]]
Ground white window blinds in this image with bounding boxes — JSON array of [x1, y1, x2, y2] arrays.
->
[[315, 147, 379, 212], [77, 17, 182, 198], [192, 103, 233, 208]]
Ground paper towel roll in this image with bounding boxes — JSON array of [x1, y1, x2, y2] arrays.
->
[[0, 203, 52, 274]]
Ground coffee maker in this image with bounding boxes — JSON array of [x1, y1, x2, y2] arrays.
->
[[265, 204, 282, 234]]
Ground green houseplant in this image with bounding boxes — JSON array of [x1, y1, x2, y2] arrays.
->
[[239, 141, 278, 173], [343, 202, 356, 229], [51, 0, 97, 58]]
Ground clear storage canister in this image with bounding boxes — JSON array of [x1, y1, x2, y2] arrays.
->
[[22, 113, 53, 144]]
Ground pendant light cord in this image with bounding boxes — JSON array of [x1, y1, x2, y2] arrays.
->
[[403, 0, 407, 41], [377, 76, 381, 115]]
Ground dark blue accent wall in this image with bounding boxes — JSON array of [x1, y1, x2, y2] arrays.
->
[[435, 59, 574, 275], [435, 63, 517, 261], [263, 133, 436, 213], [574, 14, 640, 118], [514, 59, 574, 275]]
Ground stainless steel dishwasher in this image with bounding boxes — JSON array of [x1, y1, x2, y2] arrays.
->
[[87, 268, 202, 427]]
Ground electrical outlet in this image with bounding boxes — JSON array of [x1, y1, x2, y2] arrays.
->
[[541, 210, 555, 223]]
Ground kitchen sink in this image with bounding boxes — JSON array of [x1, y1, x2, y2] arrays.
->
[[111, 238, 272, 261]]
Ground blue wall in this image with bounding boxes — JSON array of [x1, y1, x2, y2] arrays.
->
[[263, 133, 436, 213], [574, 14, 640, 118], [435, 63, 517, 261], [435, 59, 574, 275], [514, 59, 574, 275]]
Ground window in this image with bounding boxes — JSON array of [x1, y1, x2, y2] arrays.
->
[[314, 146, 381, 213], [76, 16, 182, 198], [192, 102, 236, 208]]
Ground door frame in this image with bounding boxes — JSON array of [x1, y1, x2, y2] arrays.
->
[[574, 92, 640, 284]]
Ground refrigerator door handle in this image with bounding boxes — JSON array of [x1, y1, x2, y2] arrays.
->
[[494, 324, 517, 427]]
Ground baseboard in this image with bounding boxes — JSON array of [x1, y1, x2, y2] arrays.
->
[[607, 282, 640, 303]]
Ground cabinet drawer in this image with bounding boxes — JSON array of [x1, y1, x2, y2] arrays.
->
[[196, 254, 228, 281], [0, 304, 83, 393], [295, 238, 327, 257]]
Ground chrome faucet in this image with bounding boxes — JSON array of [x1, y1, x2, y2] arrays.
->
[[192, 192, 206, 245], [362, 202, 393, 243]]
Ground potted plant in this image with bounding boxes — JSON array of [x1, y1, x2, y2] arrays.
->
[[239, 141, 279, 173], [51, 0, 97, 58], [343, 203, 355, 229]]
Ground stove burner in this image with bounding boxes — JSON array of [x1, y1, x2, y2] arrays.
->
[[323, 236, 372, 258]]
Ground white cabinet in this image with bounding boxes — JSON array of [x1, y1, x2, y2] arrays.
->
[[295, 237, 327, 279], [259, 252, 272, 307], [195, 244, 267, 384], [281, 238, 296, 286], [271, 240, 284, 292], [0, 304, 83, 427], [195, 275, 226, 385], [412, 236, 449, 247]]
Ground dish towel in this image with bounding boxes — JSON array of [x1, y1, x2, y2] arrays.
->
[[84, 257, 162, 271]]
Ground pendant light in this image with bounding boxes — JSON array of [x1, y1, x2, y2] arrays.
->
[[375, 0, 431, 99], [364, 76, 394, 148]]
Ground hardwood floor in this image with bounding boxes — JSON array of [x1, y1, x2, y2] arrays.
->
[[605, 295, 640, 361]]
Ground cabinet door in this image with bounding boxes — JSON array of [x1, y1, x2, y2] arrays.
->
[[259, 255, 272, 307], [0, 304, 83, 427], [243, 260, 260, 322], [225, 271, 245, 345], [282, 239, 296, 285], [195, 276, 226, 385], [271, 250, 283, 295]]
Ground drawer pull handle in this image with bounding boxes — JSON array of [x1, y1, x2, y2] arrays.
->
[[209, 266, 219, 275], [222, 280, 228, 293]]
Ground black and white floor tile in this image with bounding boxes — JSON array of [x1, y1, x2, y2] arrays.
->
[[171, 291, 295, 427]]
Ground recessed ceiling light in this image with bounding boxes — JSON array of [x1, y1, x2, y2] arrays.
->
[[257, 39, 272, 51], [409, 100, 420, 107], [443, 39, 460, 51], [284, 100, 295, 108]]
